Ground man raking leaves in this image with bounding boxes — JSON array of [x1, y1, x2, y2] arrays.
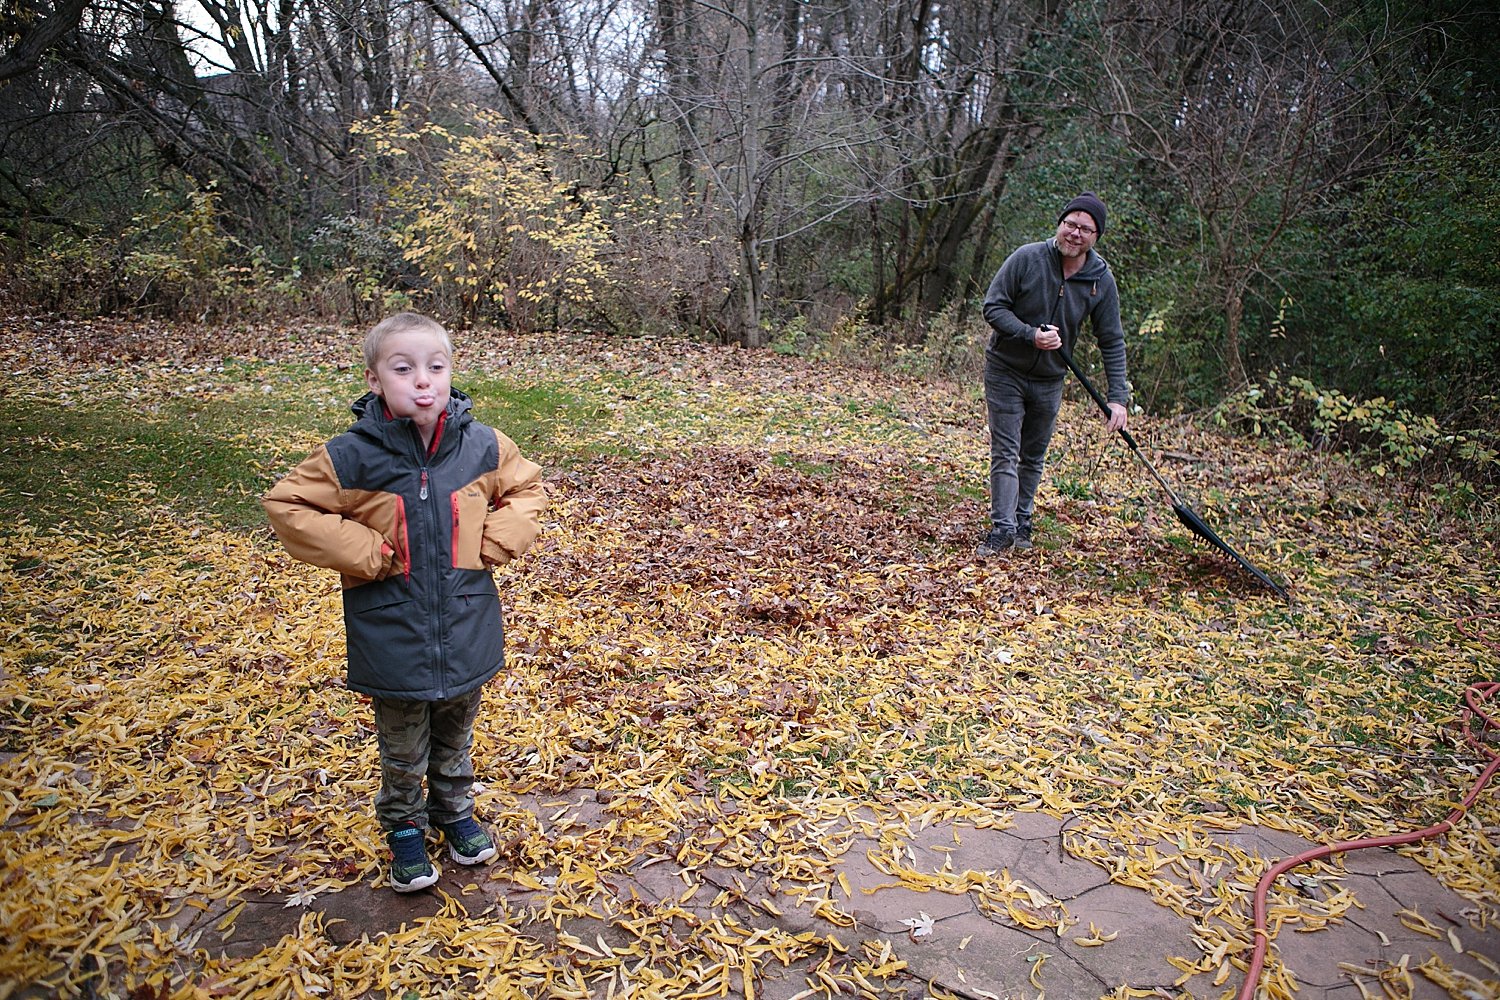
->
[[263, 313, 548, 891], [978, 194, 1286, 595], [978, 192, 1129, 556]]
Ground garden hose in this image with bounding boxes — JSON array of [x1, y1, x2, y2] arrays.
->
[[1237, 614, 1499, 999]]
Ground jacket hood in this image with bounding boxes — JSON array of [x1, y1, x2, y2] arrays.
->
[[349, 387, 475, 453]]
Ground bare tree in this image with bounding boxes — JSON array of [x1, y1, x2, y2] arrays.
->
[[1, 0, 480, 246], [634, 0, 846, 344], [820, 1, 1067, 327], [642, 0, 1052, 344], [1089, 0, 1423, 388]]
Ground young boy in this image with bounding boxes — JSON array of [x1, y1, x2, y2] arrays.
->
[[263, 312, 547, 891]]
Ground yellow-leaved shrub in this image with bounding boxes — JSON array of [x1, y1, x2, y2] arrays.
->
[[352, 109, 613, 331]]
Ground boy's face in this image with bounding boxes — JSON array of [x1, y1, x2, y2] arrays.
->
[[366, 329, 452, 438]]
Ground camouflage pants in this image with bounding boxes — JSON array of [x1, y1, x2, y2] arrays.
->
[[370, 689, 484, 832]]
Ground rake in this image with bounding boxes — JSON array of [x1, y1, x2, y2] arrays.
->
[[1059, 347, 1288, 599]]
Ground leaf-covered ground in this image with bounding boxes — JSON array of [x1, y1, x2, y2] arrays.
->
[[1, 318, 1497, 999]]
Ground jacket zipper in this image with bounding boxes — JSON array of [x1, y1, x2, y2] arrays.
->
[[412, 430, 446, 699], [394, 496, 411, 579], [1046, 246, 1066, 345]]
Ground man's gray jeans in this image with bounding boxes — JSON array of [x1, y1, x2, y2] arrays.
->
[[985, 363, 1065, 534], [371, 689, 484, 831]]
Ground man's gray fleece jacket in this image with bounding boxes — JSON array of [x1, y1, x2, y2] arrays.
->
[[982, 238, 1129, 405]]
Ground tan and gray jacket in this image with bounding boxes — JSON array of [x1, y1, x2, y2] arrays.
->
[[263, 389, 546, 700]]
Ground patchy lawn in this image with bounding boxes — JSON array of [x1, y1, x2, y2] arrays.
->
[[1, 317, 1496, 998]]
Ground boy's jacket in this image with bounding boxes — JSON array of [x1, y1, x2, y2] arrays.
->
[[263, 389, 546, 700]]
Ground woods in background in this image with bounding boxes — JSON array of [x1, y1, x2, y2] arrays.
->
[[1, 0, 1495, 442]]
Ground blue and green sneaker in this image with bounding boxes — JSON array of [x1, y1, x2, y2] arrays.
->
[[387, 824, 438, 892], [437, 817, 496, 865]]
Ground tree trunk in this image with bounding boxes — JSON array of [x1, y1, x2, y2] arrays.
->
[[730, 0, 764, 347], [0, 0, 88, 84], [740, 230, 766, 347], [656, 0, 700, 204], [869, 199, 887, 324], [1223, 288, 1247, 390], [959, 191, 1001, 326]]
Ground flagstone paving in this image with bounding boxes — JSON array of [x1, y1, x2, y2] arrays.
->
[[140, 791, 1500, 999]]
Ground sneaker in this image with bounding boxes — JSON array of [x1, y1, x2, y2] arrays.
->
[[976, 529, 1014, 557], [1013, 522, 1034, 550], [437, 817, 496, 865], [387, 824, 438, 892]]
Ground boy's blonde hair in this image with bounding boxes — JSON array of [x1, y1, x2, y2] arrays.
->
[[363, 313, 453, 369]]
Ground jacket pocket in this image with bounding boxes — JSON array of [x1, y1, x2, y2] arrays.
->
[[448, 583, 505, 678], [343, 582, 429, 688], [344, 578, 410, 614], [449, 485, 489, 570]]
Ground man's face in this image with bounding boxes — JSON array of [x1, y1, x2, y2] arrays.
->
[[1056, 211, 1099, 258], [366, 329, 453, 438]]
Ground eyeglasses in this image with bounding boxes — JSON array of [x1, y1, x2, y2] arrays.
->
[[1059, 219, 1097, 236]]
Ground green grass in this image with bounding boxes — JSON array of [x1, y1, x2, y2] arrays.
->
[[0, 376, 599, 535], [466, 378, 601, 458], [1106, 566, 1157, 592], [0, 401, 286, 532], [842, 399, 902, 420], [1053, 477, 1093, 501]]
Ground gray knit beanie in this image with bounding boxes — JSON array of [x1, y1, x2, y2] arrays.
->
[[1058, 192, 1106, 237]]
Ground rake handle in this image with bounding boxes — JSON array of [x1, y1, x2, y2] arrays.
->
[[1056, 347, 1176, 501], [1057, 346, 1123, 428]]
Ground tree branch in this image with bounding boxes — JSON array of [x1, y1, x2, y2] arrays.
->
[[420, 0, 539, 136], [0, 0, 87, 84]]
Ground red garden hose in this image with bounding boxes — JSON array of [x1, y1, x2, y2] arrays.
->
[[1237, 615, 1499, 1000]]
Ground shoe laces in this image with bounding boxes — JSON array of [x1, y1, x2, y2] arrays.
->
[[446, 816, 483, 836], [389, 825, 428, 864]]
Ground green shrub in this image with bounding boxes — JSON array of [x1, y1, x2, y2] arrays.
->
[[1214, 371, 1499, 487], [119, 185, 243, 315], [308, 214, 409, 323], [4, 185, 257, 317], [7, 233, 117, 313]]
